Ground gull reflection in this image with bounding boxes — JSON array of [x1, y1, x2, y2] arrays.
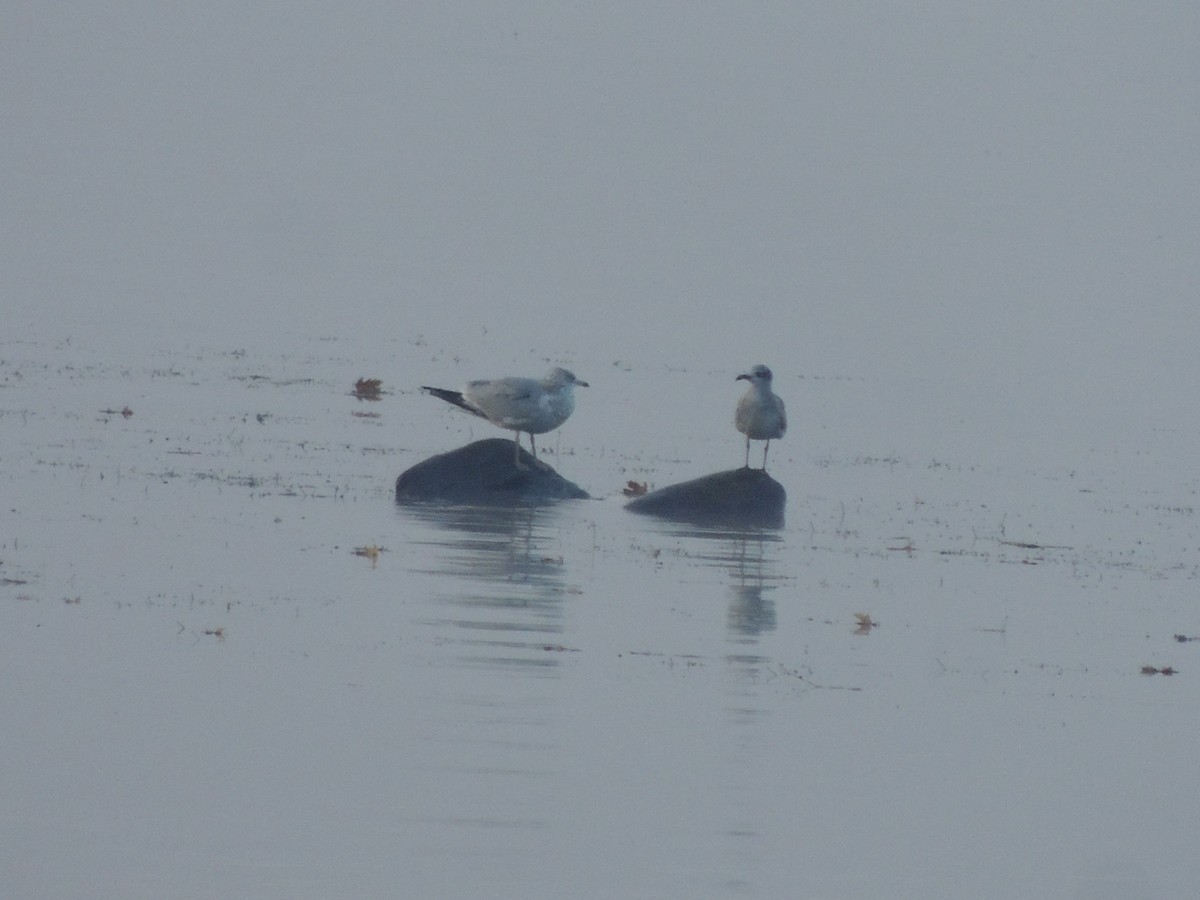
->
[[725, 536, 780, 639], [398, 504, 575, 672], [643, 521, 786, 895], [652, 522, 784, 643]]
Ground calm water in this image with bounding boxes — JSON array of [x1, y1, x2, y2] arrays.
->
[[2, 335, 1198, 899], [7, 5, 1199, 895]]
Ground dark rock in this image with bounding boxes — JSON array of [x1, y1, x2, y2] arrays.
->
[[395, 438, 589, 505], [625, 468, 785, 528]]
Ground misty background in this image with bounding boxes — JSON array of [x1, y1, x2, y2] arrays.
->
[[5, 7, 1200, 897], [4, 2, 1198, 426]]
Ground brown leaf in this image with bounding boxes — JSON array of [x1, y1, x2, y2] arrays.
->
[[622, 480, 648, 497], [353, 378, 383, 401]]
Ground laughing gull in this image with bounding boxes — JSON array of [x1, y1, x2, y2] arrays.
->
[[735, 364, 787, 470], [422, 367, 588, 469]]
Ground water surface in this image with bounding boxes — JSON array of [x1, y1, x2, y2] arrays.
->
[[3, 336, 1197, 898]]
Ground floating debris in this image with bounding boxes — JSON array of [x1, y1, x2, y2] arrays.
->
[[1140, 665, 1177, 676], [1174, 634, 1199, 643], [622, 480, 649, 497], [353, 378, 383, 401], [100, 406, 134, 418], [853, 612, 877, 635], [999, 539, 1073, 551], [202, 628, 226, 640], [354, 545, 385, 566]]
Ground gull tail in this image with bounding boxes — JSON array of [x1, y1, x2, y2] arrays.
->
[[422, 386, 486, 419]]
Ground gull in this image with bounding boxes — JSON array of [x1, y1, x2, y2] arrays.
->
[[735, 364, 786, 470], [422, 367, 588, 469]]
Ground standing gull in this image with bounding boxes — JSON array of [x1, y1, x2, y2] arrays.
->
[[735, 364, 787, 470], [422, 367, 588, 469]]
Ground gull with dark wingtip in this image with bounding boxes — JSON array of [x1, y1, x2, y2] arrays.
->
[[422, 367, 588, 470], [734, 364, 786, 470]]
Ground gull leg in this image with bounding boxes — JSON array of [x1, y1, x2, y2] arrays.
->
[[744, 436, 751, 468], [761, 440, 770, 471], [529, 433, 552, 470], [513, 432, 530, 471]]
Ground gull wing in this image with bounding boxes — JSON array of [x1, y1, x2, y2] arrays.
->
[[463, 377, 544, 428]]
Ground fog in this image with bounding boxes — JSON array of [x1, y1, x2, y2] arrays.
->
[[4, 5, 1200, 898], [7, 4, 1197, 392]]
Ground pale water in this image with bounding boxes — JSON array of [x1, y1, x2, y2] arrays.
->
[[5, 4, 1200, 897], [2, 335, 1197, 899]]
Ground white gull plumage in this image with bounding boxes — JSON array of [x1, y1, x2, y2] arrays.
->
[[734, 364, 786, 470], [422, 367, 588, 469]]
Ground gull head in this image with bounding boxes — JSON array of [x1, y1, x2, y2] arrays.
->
[[546, 367, 589, 389], [736, 364, 773, 386]]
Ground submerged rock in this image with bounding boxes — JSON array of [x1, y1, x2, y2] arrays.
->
[[625, 468, 785, 528], [395, 438, 590, 505]]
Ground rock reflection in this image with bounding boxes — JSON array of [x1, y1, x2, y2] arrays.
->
[[394, 504, 573, 841], [398, 504, 574, 671]]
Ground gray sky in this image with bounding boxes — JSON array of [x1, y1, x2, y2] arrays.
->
[[5, 3, 1198, 414], [7, 10, 1200, 897]]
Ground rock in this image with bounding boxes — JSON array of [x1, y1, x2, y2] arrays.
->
[[395, 438, 590, 505], [625, 467, 785, 528]]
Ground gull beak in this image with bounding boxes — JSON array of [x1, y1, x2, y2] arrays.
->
[[575, 379, 589, 388], [735, 373, 750, 382]]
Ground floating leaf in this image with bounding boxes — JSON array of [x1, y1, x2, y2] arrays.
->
[[353, 378, 384, 401]]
